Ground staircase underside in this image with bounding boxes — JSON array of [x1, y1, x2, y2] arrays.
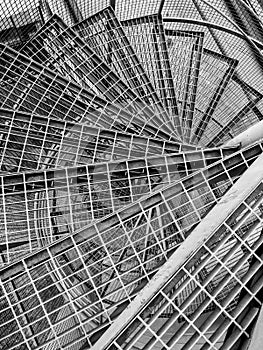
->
[[0, 1, 263, 350]]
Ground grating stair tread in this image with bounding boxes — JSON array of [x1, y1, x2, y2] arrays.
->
[[0, 108, 197, 174], [19, 15, 177, 137], [121, 14, 182, 135], [0, 141, 262, 348], [72, 7, 171, 126]]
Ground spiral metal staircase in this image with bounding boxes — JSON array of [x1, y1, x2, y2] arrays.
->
[[0, 1, 263, 349]]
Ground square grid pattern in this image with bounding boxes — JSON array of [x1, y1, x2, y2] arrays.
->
[[0, 142, 262, 349]]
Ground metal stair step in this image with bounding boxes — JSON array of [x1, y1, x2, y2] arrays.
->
[[121, 14, 182, 136], [0, 108, 197, 174], [0, 145, 236, 266], [0, 141, 262, 349], [20, 14, 177, 138], [165, 28, 204, 142], [190, 48, 238, 144], [0, 43, 175, 141], [92, 151, 263, 350], [72, 7, 173, 131]]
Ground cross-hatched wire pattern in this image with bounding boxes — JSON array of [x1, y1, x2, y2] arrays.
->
[[115, 0, 161, 21], [184, 0, 263, 44], [246, 0, 263, 24], [44, 0, 84, 27], [97, 158, 263, 350], [161, 0, 250, 36], [0, 108, 196, 174], [0, 145, 235, 266], [20, 15, 175, 135], [0, 0, 45, 49], [64, 0, 110, 25], [192, 71, 263, 147], [0, 142, 262, 349]]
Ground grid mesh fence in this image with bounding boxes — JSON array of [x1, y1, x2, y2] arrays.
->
[[0, 0, 45, 49]]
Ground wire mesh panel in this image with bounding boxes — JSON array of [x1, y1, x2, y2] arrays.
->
[[165, 29, 204, 142], [0, 108, 198, 174], [161, 0, 242, 34], [93, 153, 263, 350], [20, 15, 176, 136], [115, 0, 162, 21], [0, 145, 235, 266], [0, 142, 262, 349], [0, 0, 45, 49], [0, 2, 263, 350], [121, 15, 181, 134], [193, 73, 263, 146], [44, 0, 84, 27], [196, 0, 263, 44], [0, 43, 174, 141], [73, 7, 169, 119], [71, 0, 111, 23]]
